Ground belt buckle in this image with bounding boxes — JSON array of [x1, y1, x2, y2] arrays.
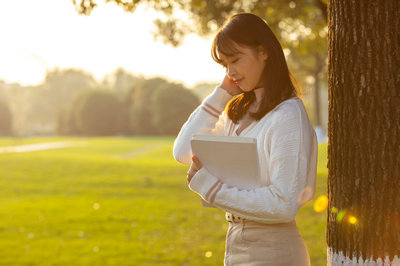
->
[[226, 212, 243, 223]]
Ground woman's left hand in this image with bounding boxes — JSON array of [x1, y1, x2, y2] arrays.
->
[[187, 156, 203, 184]]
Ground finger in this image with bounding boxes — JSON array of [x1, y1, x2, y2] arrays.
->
[[187, 171, 195, 184], [187, 167, 197, 179], [187, 169, 194, 179], [188, 163, 197, 173], [187, 174, 192, 184], [192, 156, 203, 169]]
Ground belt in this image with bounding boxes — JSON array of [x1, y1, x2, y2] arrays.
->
[[226, 212, 245, 223]]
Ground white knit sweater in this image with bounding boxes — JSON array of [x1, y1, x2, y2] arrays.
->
[[173, 86, 318, 224]]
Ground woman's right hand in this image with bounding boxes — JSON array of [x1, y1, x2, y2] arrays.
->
[[219, 75, 243, 96], [187, 156, 203, 185]]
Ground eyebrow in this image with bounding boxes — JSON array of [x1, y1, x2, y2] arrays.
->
[[220, 51, 243, 57], [219, 51, 243, 64]]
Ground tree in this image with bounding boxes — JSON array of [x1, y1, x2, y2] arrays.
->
[[191, 82, 219, 100], [73, 89, 122, 136], [27, 68, 97, 134], [72, 0, 328, 130], [152, 83, 200, 135], [0, 99, 13, 136], [327, 1, 399, 264], [129, 77, 170, 135], [101, 67, 140, 93], [56, 105, 82, 136], [71, 0, 327, 46]]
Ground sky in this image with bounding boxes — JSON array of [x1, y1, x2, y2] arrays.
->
[[0, 0, 225, 88]]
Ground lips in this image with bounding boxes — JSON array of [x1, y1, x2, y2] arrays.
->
[[234, 78, 244, 85]]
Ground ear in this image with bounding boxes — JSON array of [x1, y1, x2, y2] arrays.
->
[[257, 45, 268, 61]]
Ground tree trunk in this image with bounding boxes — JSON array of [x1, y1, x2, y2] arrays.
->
[[327, 0, 399, 265], [313, 53, 323, 128], [314, 70, 321, 127]]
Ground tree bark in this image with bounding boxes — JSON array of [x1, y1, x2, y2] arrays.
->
[[327, 0, 399, 265], [314, 69, 321, 127], [313, 53, 324, 129]]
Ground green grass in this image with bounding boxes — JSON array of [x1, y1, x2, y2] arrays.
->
[[0, 137, 328, 265]]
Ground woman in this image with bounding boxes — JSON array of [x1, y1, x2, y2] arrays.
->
[[173, 13, 317, 266]]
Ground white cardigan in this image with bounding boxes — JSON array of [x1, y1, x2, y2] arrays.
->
[[173, 86, 318, 224]]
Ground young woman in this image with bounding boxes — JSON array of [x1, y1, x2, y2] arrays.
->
[[173, 13, 317, 266]]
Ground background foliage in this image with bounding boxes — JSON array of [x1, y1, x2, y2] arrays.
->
[[0, 69, 200, 137], [0, 99, 13, 136]]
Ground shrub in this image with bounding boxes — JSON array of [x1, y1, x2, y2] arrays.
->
[[0, 99, 13, 136], [73, 90, 122, 136], [151, 84, 200, 135]]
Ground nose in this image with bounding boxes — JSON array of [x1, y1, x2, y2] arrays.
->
[[226, 65, 237, 79]]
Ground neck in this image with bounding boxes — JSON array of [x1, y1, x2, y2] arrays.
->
[[253, 87, 264, 104], [247, 87, 264, 113]]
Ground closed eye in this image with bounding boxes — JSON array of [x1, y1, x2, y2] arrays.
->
[[221, 58, 238, 68]]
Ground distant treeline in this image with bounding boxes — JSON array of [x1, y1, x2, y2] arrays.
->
[[0, 68, 218, 136], [0, 98, 12, 136], [57, 78, 200, 136]]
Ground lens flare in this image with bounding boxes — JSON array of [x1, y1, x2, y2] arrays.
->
[[348, 216, 357, 224], [336, 210, 346, 222], [313, 195, 328, 212]]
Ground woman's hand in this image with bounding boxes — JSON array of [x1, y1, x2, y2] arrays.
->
[[219, 75, 243, 96], [187, 156, 203, 184]]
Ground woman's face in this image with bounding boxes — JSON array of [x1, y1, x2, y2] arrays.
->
[[219, 42, 268, 92]]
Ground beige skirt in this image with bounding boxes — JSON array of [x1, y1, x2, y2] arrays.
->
[[224, 215, 311, 266]]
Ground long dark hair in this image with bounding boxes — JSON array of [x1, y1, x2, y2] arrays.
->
[[211, 13, 302, 123]]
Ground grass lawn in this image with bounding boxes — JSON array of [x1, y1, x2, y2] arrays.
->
[[0, 137, 328, 265]]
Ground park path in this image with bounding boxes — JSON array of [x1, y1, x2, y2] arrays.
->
[[0, 141, 168, 158], [0, 141, 86, 154], [118, 144, 165, 159]]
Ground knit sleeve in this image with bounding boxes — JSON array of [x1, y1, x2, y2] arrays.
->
[[188, 108, 318, 224], [173, 86, 233, 165]]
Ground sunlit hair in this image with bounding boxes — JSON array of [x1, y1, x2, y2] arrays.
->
[[211, 13, 302, 123]]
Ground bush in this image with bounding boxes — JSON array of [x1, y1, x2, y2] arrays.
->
[[129, 78, 170, 135], [72, 90, 122, 136], [151, 84, 200, 135], [56, 78, 200, 136], [56, 105, 81, 136], [0, 99, 13, 136]]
